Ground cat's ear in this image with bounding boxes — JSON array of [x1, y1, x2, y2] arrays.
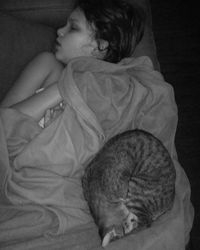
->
[[102, 228, 117, 247]]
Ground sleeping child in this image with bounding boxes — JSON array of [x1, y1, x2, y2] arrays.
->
[[0, 0, 145, 128]]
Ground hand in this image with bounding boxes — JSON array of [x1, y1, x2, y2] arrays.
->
[[11, 83, 62, 122]]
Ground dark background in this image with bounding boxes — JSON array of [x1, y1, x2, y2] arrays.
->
[[150, 0, 200, 249]]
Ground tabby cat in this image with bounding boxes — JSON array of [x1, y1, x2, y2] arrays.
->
[[82, 129, 176, 247]]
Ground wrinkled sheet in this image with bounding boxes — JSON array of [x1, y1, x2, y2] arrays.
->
[[0, 56, 194, 249]]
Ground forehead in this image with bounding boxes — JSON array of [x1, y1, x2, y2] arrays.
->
[[68, 7, 96, 39], [69, 8, 89, 28]]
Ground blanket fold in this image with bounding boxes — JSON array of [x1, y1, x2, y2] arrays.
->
[[0, 56, 194, 249]]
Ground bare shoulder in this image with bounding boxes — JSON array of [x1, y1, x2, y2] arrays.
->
[[35, 52, 63, 71], [35, 52, 64, 86]]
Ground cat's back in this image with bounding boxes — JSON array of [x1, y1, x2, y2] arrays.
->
[[97, 129, 175, 177], [84, 129, 176, 187], [83, 129, 176, 223], [119, 130, 176, 222]]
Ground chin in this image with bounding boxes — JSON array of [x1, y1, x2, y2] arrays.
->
[[54, 53, 66, 64]]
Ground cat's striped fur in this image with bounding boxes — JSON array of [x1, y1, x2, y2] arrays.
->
[[82, 129, 176, 247]]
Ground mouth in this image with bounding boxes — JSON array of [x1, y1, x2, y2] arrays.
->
[[54, 40, 61, 52], [56, 37, 61, 46]]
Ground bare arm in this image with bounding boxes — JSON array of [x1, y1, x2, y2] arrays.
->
[[11, 83, 62, 121], [0, 52, 64, 107]]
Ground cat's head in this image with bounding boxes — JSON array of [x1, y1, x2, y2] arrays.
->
[[100, 212, 138, 247]]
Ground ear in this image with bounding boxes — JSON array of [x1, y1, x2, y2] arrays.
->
[[102, 228, 117, 247], [91, 39, 109, 59], [98, 39, 109, 51]]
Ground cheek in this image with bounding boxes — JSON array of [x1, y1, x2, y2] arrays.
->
[[64, 34, 93, 55], [55, 37, 79, 63], [56, 34, 94, 63], [63, 37, 79, 52]]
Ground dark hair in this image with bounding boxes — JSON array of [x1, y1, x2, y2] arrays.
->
[[76, 0, 146, 63]]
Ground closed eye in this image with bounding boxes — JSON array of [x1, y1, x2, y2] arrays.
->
[[70, 25, 79, 31], [68, 18, 80, 31]]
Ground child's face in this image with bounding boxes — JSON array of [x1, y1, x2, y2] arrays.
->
[[55, 8, 98, 64]]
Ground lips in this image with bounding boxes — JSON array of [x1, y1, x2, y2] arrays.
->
[[56, 37, 60, 43], [55, 39, 61, 51]]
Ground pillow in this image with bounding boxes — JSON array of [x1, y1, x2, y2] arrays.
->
[[0, 11, 56, 101], [0, 0, 76, 27], [129, 0, 160, 70], [134, 25, 160, 71]]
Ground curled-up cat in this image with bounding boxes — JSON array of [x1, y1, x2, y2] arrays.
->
[[82, 129, 176, 247]]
